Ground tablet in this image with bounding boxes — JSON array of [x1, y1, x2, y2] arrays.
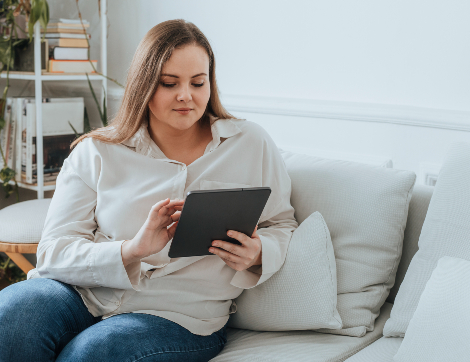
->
[[168, 187, 271, 258]]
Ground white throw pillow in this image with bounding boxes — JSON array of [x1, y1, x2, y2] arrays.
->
[[281, 150, 416, 337], [228, 211, 342, 331], [384, 142, 470, 337], [393, 256, 470, 362]]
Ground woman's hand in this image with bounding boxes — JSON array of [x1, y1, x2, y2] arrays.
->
[[209, 226, 262, 271], [122, 198, 184, 267]]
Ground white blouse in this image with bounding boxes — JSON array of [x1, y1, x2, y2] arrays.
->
[[28, 116, 298, 336]]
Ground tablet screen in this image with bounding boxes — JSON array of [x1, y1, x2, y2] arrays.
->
[[168, 187, 271, 258]]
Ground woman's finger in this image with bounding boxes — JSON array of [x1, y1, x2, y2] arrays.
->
[[220, 257, 240, 271], [170, 210, 182, 221], [167, 221, 179, 238], [150, 198, 170, 217], [209, 246, 244, 264], [161, 217, 174, 228], [153, 198, 170, 209], [211, 240, 244, 257], [158, 200, 183, 217], [227, 230, 250, 245]]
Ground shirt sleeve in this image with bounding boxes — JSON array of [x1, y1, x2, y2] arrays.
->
[[36, 138, 140, 291], [230, 125, 298, 289]]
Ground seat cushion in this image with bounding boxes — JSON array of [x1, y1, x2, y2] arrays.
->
[[280, 150, 416, 337], [211, 302, 392, 362], [344, 336, 403, 362], [0, 199, 51, 243], [384, 142, 470, 337], [228, 212, 342, 331]]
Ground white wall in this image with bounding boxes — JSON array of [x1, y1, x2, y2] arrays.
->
[[131, 0, 470, 111], [2, 0, 470, 207], [105, 0, 470, 184]]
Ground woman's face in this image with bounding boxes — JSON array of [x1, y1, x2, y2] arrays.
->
[[148, 44, 211, 132]]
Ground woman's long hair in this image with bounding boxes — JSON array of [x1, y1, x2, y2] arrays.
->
[[70, 19, 234, 149]]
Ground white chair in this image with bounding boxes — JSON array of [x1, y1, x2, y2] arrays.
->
[[0, 199, 51, 274]]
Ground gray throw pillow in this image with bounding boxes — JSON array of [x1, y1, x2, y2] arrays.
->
[[228, 211, 342, 331]]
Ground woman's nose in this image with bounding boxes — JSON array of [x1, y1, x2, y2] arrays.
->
[[176, 85, 192, 103]]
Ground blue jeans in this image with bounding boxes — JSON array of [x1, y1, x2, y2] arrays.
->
[[0, 278, 228, 362]]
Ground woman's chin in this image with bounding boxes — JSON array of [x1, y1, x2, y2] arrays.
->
[[170, 115, 203, 128]]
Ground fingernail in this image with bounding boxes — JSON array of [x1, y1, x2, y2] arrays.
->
[[227, 231, 233, 236]]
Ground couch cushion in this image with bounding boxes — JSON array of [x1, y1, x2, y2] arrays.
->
[[344, 336, 403, 362], [281, 150, 416, 337], [387, 184, 434, 304], [384, 142, 470, 337], [211, 302, 392, 362], [394, 256, 470, 362], [228, 212, 342, 331]]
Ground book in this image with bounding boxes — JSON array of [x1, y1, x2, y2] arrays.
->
[[55, 18, 90, 25], [47, 23, 90, 29], [35, 134, 77, 183], [50, 47, 89, 60], [41, 28, 87, 34], [0, 101, 7, 169], [22, 98, 84, 184], [0, 98, 12, 170], [8, 98, 19, 175], [5, 98, 15, 170], [22, 98, 35, 183], [43, 33, 91, 39], [47, 38, 89, 48], [49, 59, 97, 73], [0, 121, 4, 170], [14, 98, 26, 182]]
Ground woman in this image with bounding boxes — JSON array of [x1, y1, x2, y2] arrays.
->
[[0, 19, 297, 361]]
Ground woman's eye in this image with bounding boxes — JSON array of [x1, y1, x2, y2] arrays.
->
[[161, 83, 176, 88], [192, 83, 204, 87]]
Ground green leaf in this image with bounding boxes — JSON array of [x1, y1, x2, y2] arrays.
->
[[86, 73, 103, 122], [40, 1, 50, 29], [0, 166, 16, 183], [102, 87, 107, 127], [68, 120, 79, 138], [84, 106, 91, 133], [28, 0, 49, 41]]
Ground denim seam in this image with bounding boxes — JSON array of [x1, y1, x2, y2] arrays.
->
[[129, 342, 225, 362]]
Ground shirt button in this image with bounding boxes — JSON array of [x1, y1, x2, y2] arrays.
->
[[182, 165, 187, 171], [114, 301, 121, 306]]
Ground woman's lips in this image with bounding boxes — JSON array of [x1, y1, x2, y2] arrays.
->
[[174, 109, 192, 115]]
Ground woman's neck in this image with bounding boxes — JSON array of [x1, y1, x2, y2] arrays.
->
[[147, 117, 213, 163]]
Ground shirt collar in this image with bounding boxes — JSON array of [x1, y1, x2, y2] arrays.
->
[[121, 114, 243, 159]]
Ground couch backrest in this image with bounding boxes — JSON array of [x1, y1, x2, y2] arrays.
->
[[386, 183, 434, 304]]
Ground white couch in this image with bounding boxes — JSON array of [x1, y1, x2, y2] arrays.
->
[[211, 152, 435, 362], [5, 141, 465, 362]]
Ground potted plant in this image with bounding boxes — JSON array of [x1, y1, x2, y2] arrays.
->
[[0, 0, 49, 201]]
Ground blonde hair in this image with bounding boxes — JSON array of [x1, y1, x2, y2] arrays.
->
[[71, 19, 234, 149]]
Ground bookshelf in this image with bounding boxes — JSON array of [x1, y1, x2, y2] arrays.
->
[[0, 71, 105, 81], [0, 0, 107, 199]]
